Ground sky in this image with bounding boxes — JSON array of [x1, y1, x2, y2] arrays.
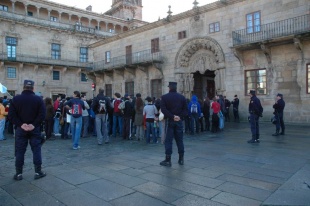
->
[[49, 0, 218, 22]]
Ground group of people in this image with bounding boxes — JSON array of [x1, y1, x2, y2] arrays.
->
[[0, 79, 286, 181]]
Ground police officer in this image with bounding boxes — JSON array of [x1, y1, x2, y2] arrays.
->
[[272, 93, 285, 136], [160, 82, 188, 166], [231, 95, 240, 122], [8, 80, 46, 180], [248, 90, 263, 143]]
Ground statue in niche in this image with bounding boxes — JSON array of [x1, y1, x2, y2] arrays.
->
[[192, 56, 205, 74]]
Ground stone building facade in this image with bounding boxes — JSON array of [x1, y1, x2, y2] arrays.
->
[[0, 0, 309, 123]]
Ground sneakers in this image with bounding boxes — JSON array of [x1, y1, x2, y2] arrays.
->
[[247, 139, 258, 143], [34, 171, 46, 179], [72, 146, 81, 150], [13, 174, 23, 181]]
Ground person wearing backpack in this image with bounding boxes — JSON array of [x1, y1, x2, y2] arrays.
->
[[112, 92, 123, 138], [122, 94, 134, 140], [248, 90, 263, 143], [188, 95, 202, 135], [92, 88, 112, 144], [64, 91, 85, 149], [143, 96, 158, 143]]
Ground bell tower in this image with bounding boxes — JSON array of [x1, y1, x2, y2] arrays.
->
[[106, 0, 143, 21]]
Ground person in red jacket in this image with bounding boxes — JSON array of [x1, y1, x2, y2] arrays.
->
[[211, 97, 220, 133]]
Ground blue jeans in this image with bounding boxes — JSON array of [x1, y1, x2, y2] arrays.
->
[[165, 120, 184, 155], [95, 114, 108, 144], [0, 119, 5, 140], [190, 113, 199, 133], [82, 116, 89, 137], [112, 115, 123, 137], [146, 122, 156, 143], [15, 126, 43, 168], [250, 113, 259, 137], [70, 116, 82, 148], [53, 117, 60, 134]]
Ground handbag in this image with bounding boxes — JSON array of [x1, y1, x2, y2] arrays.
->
[[159, 109, 164, 121], [271, 116, 278, 124], [59, 116, 64, 125]]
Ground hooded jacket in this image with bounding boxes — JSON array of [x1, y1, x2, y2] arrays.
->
[[188, 95, 202, 116]]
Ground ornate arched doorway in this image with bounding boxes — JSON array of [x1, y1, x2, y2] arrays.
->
[[174, 37, 225, 99]]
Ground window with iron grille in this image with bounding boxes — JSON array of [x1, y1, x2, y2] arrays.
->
[[178, 31, 187, 40], [125, 82, 134, 96], [151, 38, 159, 53], [105, 84, 112, 98], [105, 51, 111, 63], [80, 47, 88, 62], [81, 73, 87, 82], [51, 43, 61, 60], [151, 79, 162, 99], [53, 71, 60, 80], [6, 37, 17, 59], [246, 11, 261, 33], [0, 5, 8, 11], [209, 22, 220, 33], [50, 16, 58, 22], [245, 69, 266, 95], [307, 64, 310, 94], [7, 67, 16, 79]]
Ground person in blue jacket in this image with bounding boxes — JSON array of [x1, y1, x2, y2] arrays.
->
[[188, 95, 202, 135]]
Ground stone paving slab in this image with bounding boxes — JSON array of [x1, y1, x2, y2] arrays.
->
[[0, 122, 310, 205]]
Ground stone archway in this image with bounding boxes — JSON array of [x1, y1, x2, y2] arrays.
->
[[174, 37, 225, 98]]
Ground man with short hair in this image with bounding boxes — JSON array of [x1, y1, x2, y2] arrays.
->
[[160, 82, 188, 167], [272, 93, 285, 136], [248, 90, 263, 143], [112, 93, 123, 138], [231, 95, 239, 122], [9, 80, 46, 180]]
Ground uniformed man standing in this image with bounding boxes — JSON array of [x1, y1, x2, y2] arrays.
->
[[248, 90, 263, 143], [160, 82, 188, 166], [8, 80, 46, 180], [272, 93, 285, 136]]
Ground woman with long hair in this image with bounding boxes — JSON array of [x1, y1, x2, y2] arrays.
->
[[44, 97, 54, 140], [134, 93, 144, 141]]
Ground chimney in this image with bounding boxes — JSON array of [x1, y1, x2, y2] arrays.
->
[[86, 5, 92, 11]]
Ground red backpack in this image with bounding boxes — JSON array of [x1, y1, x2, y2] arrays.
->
[[114, 99, 122, 113]]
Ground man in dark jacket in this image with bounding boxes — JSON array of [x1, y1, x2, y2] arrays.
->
[[160, 82, 188, 167], [8, 80, 46, 180], [272, 93, 285, 136], [91, 88, 112, 144], [231, 95, 239, 122], [248, 90, 263, 143]]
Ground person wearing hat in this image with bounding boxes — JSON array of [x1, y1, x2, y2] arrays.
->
[[248, 90, 263, 143], [8, 80, 46, 180], [272, 93, 285, 136], [231, 95, 240, 122], [160, 82, 188, 166]]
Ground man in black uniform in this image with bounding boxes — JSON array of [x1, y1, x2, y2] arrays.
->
[[272, 93, 285, 136], [160, 82, 188, 166], [231, 95, 239, 122], [8, 80, 46, 180], [248, 90, 263, 143]]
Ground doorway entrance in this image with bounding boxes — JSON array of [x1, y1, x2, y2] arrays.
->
[[193, 70, 215, 100]]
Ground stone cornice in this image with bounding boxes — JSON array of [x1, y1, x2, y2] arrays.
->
[[89, 0, 246, 48]]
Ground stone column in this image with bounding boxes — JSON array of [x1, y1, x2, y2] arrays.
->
[[97, 21, 100, 30], [58, 12, 62, 22], [36, 7, 40, 18], [88, 19, 91, 27], [105, 23, 108, 32], [25, 4, 28, 15], [69, 14, 71, 23], [48, 9, 51, 20], [11, 1, 15, 13]]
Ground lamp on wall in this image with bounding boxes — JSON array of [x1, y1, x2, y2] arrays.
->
[[42, 80, 46, 87]]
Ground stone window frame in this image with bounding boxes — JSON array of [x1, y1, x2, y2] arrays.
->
[[105, 84, 112, 98], [80, 47, 88, 63], [50, 16, 58, 22], [51, 43, 61, 60], [246, 11, 261, 34], [6, 67, 17, 79], [244, 68, 267, 96], [80, 73, 88, 82], [151, 79, 162, 99], [125, 81, 134, 96], [209, 22, 220, 33], [105, 51, 111, 63], [178, 30, 187, 40], [6, 36, 17, 60], [52, 70, 60, 81], [27, 11, 33, 16], [151, 38, 159, 53], [307, 63, 310, 94], [0, 5, 8, 11]]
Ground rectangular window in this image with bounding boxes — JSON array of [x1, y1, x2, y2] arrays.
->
[[246, 11, 261, 33], [51, 43, 61, 60], [95, 26, 101, 30], [151, 79, 162, 99], [0, 5, 8, 11], [126, 45, 132, 65], [105, 84, 112, 98], [27, 11, 33, 16], [151, 38, 159, 53], [105, 51, 111, 63], [209, 22, 220, 33], [6, 36, 17, 60], [7, 67, 16, 79], [81, 73, 87, 82], [109, 29, 115, 33], [178, 31, 187, 40], [245, 69, 267, 95], [80, 47, 88, 62], [125, 82, 134, 96], [7, 90, 15, 96], [50, 16, 58, 22], [307, 64, 310, 94], [53, 70, 60, 80]]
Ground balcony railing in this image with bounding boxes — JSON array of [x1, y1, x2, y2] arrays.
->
[[0, 10, 113, 37], [93, 49, 164, 71], [232, 14, 310, 46], [0, 52, 93, 69]]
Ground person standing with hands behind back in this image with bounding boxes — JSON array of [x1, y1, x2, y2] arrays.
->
[[160, 82, 188, 167], [9, 80, 46, 180], [272, 93, 285, 136], [247, 90, 263, 143]]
